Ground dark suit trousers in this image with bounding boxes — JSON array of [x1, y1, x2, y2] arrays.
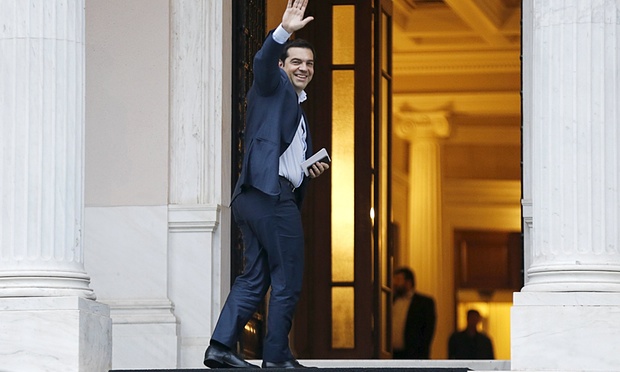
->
[[212, 178, 305, 362]]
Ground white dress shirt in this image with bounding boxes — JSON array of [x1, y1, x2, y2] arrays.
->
[[392, 290, 414, 351], [273, 24, 308, 188]]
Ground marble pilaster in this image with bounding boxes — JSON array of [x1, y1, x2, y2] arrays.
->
[[515, 1, 620, 370], [169, 0, 232, 367]]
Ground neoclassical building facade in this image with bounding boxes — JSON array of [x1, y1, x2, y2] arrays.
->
[[1, 0, 619, 371]]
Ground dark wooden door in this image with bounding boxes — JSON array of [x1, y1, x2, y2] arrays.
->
[[293, 0, 394, 359]]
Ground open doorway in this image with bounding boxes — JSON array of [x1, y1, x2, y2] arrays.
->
[[390, 0, 522, 359], [234, 0, 521, 361]]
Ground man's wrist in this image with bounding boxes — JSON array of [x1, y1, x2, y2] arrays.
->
[[272, 24, 292, 44]]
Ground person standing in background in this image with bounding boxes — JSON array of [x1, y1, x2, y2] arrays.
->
[[392, 267, 437, 359], [448, 309, 494, 360]]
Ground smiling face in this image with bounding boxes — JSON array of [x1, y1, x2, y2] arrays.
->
[[279, 46, 314, 94]]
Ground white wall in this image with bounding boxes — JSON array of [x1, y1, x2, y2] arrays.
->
[[85, 0, 169, 207], [84, 0, 178, 369]]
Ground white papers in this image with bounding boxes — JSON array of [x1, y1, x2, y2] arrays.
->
[[301, 148, 331, 176]]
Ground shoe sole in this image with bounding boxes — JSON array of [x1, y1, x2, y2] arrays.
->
[[205, 358, 257, 369], [204, 358, 225, 368]]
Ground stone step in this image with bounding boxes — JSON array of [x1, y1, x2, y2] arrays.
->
[[110, 359, 509, 372], [111, 369, 470, 372]]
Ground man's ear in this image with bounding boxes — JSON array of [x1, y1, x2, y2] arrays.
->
[[278, 60, 284, 68]]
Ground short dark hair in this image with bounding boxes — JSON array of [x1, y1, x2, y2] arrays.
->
[[279, 38, 316, 63], [394, 267, 415, 287]]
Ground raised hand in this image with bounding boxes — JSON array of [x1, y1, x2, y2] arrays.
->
[[281, 0, 314, 33]]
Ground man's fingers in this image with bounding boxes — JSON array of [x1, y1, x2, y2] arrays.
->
[[308, 161, 329, 178], [301, 16, 314, 27]]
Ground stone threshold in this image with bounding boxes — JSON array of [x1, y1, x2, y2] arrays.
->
[[111, 359, 509, 372]]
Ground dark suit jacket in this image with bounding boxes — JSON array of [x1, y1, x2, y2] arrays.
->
[[403, 292, 436, 359], [232, 30, 313, 208], [448, 330, 494, 359]]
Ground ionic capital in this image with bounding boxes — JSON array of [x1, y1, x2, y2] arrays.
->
[[394, 111, 451, 141]]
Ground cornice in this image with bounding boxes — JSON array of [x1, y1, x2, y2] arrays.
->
[[394, 50, 521, 75]]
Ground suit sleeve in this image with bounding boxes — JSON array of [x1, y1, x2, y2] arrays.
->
[[252, 31, 286, 96]]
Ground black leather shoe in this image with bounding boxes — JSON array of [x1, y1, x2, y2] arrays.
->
[[203, 344, 259, 369], [262, 360, 317, 369]]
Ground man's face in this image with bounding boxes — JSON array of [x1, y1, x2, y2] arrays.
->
[[466, 312, 481, 329], [279, 47, 314, 94], [393, 273, 412, 298]]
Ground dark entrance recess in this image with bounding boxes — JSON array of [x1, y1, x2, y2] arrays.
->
[[231, 0, 266, 359]]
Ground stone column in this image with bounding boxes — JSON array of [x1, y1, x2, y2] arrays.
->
[[514, 1, 620, 370], [395, 111, 450, 358], [0, 1, 111, 371], [0, 0, 93, 299], [168, 0, 232, 367], [395, 112, 450, 291]]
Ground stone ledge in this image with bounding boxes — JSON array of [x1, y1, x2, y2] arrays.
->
[[111, 359, 509, 372]]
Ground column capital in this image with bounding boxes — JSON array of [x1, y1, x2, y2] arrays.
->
[[394, 111, 451, 141]]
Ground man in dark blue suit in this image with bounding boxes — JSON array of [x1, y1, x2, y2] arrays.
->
[[204, 0, 328, 369]]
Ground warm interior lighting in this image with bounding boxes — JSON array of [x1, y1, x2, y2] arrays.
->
[[332, 287, 355, 349], [331, 70, 355, 283], [331, 5, 356, 350], [332, 6, 355, 65]]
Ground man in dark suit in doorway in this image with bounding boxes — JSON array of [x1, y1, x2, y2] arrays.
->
[[392, 267, 437, 359], [448, 309, 494, 360], [203, 0, 328, 369]]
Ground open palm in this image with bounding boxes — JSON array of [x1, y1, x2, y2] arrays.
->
[[281, 0, 314, 33]]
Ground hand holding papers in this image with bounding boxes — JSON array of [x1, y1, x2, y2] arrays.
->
[[301, 148, 331, 177]]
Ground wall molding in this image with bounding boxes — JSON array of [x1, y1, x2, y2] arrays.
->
[[168, 204, 221, 233]]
